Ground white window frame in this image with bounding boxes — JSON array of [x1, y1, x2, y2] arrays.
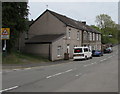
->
[[93, 33, 95, 41], [77, 31, 80, 40], [83, 31, 87, 41], [89, 32, 92, 41], [96, 34, 99, 41], [68, 31, 71, 39], [57, 46, 61, 57], [99, 34, 101, 41]]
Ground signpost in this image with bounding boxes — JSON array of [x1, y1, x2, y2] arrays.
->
[[1, 28, 10, 51]]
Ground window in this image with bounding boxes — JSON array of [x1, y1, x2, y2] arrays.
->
[[67, 44, 70, 53], [57, 46, 61, 56], [93, 33, 95, 41], [84, 48, 88, 52], [83, 31, 87, 41], [74, 48, 82, 53], [96, 34, 99, 41], [89, 32, 92, 41], [77, 31, 80, 40], [89, 49, 91, 52], [68, 31, 71, 39], [99, 34, 101, 41]]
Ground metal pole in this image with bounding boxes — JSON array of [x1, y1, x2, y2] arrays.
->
[[49, 43, 51, 61], [3, 40, 6, 51]]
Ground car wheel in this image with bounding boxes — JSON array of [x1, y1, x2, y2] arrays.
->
[[85, 56, 87, 60], [90, 56, 92, 59]]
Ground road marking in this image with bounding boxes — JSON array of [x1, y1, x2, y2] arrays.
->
[[65, 69, 73, 73], [0, 86, 19, 92], [13, 69, 21, 71], [107, 56, 113, 59], [46, 69, 73, 79], [75, 73, 82, 77], [84, 64, 91, 67], [46, 76, 52, 79], [100, 59, 105, 62], [84, 62, 97, 67], [103, 58, 107, 61], [100, 60, 104, 62], [24, 68, 32, 70]]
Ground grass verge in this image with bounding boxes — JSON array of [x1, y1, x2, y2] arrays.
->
[[2, 52, 49, 64]]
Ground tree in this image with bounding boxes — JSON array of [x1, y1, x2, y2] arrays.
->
[[2, 2, 29, 53], [95, 14, 116, 29], [95, 14, 119, 44]]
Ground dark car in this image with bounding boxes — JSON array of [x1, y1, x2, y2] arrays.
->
[[92, 50, 103, 56], [103, 47, 113, 53]]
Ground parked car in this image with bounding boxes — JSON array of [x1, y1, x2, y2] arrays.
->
[[73, 47, 92, 60], [92, 50, 103, 57], [103, 47, 113, 53]]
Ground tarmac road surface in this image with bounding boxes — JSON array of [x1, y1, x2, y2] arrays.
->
[[1, 45, 118, 92]]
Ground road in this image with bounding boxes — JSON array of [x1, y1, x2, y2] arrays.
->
[[1, 46, 118, 92]]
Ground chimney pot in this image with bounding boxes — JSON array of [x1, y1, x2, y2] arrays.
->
[[82, 21, 86, 25]]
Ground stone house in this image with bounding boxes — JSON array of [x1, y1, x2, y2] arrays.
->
[[23, 9, 101, 61]]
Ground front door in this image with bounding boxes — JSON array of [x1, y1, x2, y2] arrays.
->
[[67, 44, 70, 54]]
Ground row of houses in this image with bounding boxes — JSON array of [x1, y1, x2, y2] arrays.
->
[[18, 9, 101, 61]]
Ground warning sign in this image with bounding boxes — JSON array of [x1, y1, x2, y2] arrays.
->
[[1, 28, 10, 40]]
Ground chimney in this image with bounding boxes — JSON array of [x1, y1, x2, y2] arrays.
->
[[31, 19, 34, 21], [82, 21, 86, 25]]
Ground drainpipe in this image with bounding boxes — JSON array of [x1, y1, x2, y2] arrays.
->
[[49, 43, 51, 61]]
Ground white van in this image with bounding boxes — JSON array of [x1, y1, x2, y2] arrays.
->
[[73, 47, 92, 60]]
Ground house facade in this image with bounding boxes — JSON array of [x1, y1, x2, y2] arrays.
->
[[24, 9, 101, 61]]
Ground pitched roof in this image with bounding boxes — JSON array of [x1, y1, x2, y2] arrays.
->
[[25, 34, 65, 44], [48, 10, 86, 31], [30, 9, 101, 34], [48, 10, 101, 34]]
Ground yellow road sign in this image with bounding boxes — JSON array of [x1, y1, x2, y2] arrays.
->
[[1, 28, 10, 40]]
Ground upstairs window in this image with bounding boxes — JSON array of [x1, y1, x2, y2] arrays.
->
[[83, 31, 87, 41], [68, 31, 71, 39], [77, 31, 80, 40], [96, 34, 99, 41], [99, 34, 101, 41], [89, 32, 92, 41], [93, 33, 95, 41]]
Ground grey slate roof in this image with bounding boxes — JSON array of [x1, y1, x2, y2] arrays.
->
[[48, 10, 101, 34], [25, 34, 65, 44], [49, 10, 85, 31], [30, 9, 100, 34]]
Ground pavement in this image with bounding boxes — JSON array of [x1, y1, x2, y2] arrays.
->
[[1, 45, 118, 92]]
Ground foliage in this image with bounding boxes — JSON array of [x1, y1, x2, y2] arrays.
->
[[95, 14, 116, 29], [95, 14, 119, 44], [2, 2, 29, 53]]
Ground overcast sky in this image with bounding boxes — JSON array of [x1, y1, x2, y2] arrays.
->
[[28, 1, 118, 25]]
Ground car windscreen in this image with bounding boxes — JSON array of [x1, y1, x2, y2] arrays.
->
[[74, 48, 82, 53]]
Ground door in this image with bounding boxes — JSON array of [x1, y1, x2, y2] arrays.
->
[[67, 44, 70, 54], [67, 44, 70, 58]]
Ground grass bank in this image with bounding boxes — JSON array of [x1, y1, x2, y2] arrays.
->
[[2, 52, 49, 64]]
